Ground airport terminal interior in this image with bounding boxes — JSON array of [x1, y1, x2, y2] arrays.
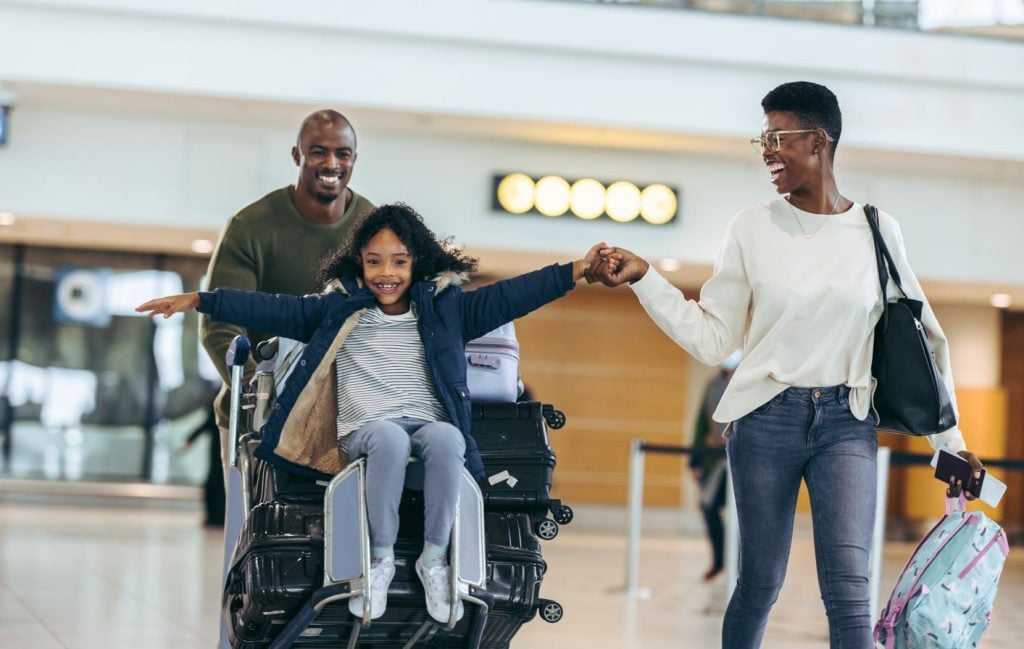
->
[[2, 1, 1024, 648]]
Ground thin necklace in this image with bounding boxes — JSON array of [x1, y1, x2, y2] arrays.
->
[[787, 193, 842, 239]]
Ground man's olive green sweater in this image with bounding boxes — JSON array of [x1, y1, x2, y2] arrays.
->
[[200, 186, 374, 429]]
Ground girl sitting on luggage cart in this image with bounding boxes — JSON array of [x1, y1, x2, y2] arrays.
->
[[137, 203, 601, 624]]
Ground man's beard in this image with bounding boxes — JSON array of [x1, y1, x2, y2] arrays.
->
[[314, 189, 339, 204]]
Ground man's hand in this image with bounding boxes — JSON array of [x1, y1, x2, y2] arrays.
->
[[591, 246, 651, 287], [136, 292, 201, 318]]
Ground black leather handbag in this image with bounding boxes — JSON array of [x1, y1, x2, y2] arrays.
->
[[866, 205, 957, 436]]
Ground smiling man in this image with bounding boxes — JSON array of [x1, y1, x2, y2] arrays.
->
[[200, 110, 374, 476]]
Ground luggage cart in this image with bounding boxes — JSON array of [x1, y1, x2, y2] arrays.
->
[[218, 336, 562, 648]]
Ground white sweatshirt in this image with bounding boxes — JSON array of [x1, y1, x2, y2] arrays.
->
[[629, 198, 966, 452]]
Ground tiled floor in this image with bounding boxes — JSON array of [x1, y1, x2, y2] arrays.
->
[[1, 500, 1022, 649]]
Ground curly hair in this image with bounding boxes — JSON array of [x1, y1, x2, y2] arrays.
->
[[762, 81, 842, 154], [317, 203, 478, 288]]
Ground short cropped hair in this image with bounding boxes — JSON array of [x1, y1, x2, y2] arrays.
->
[[761, 82, 842, 153], [296, 109, 356, 149]]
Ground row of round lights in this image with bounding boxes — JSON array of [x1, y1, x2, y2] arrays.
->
[[495, 173, 678, 225]]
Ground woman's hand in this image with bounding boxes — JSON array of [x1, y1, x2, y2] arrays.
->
[[135, 292, 201, 318], [591, 246, 651, 287], [947, 449, 985, 501]]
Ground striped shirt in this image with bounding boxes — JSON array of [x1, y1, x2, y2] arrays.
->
[[335, 306, 449, 441]]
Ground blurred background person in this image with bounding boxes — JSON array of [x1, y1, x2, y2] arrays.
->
[[690, 350, 741, 581], [182, 388, 223, 528]]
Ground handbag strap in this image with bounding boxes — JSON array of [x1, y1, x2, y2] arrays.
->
[[865, 205, 908, 334], [865, 205, 907, 297]]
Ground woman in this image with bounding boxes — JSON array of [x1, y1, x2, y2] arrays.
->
[[592, 81, 984, 649]]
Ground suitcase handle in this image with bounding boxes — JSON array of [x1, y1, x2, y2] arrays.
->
[[468, 353, 501, 370]]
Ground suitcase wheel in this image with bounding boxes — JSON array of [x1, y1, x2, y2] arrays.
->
[[535, 518, 559, 540], [542, 405, 566, 430], [551, 504, 574, 525], [537, 599, 563, 623]]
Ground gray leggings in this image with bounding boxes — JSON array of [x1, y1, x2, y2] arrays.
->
[[343, 418, 466, 547]]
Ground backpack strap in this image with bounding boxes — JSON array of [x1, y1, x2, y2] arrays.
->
[[945, 493, 967, 514]]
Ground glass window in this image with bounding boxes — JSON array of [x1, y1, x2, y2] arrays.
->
[[159, 254, 220, 485], [0, 245, 12, 361], [0, 245, 14, 473], [6, 247, 213, 485]]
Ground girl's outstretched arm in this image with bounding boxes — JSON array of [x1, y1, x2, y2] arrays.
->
[[138, 289, 330, 343], [460, 243, 603, 341], [137, 293, 200, 318]]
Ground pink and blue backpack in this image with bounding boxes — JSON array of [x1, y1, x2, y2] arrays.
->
[[874, 495, 1008, 648]]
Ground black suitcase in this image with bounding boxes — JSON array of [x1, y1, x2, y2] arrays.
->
[[471, 401, 574, 540], [224, 460, 326, 648], [278, 509, 550, 649], [224, 461, 559, 648]]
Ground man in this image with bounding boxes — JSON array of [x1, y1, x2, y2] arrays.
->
[[200, 109, 374, 475], [689, 351, 740, 581]]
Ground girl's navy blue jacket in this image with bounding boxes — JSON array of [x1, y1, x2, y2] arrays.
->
[[197, 262, 576, 481]]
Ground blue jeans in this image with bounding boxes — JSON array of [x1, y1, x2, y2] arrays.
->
[[723, 386, 877, 649]]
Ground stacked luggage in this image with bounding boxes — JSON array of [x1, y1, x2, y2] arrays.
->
[[472, 401, 574, 541], [219, 335, 571, 649]]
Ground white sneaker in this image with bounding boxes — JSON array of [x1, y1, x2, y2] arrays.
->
[[348, 556, 395, 620], [415, 557, 464, 623]]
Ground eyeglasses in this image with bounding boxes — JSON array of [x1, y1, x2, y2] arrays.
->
[[750, 129, 833, 155]]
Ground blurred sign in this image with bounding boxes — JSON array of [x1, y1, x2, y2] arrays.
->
[[0, 106, 8, 146], [53, 267, 112, 327]]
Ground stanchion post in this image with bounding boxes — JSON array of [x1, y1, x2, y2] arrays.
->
[[624, 437, 648, 597], [724, 463, 738, 603], [869, 446, 891, 618]]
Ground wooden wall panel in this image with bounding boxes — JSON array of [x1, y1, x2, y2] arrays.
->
[[1001, 312, 1024, 526], [511, 286, 691, 507]]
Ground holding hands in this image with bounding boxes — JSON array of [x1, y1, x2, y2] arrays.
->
[[581, 245, 651, 287], [136, 292, 201, 318], [572, 242, 607, 282]]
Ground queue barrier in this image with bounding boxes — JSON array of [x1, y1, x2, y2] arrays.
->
[[623, 441, 1024, 616]]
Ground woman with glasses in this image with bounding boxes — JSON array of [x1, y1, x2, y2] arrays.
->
[[590, 81, 984, 649]]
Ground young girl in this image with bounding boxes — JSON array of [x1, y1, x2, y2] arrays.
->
[[137, 203, 601, 624]]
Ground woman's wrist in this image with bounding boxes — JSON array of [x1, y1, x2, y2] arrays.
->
[[629, 259, 651, 284]]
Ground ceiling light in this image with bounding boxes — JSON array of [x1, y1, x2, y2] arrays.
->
[[605, 181, 641, 223], [569, 178, 605, 220], [0, 211, 15, 226], [534, 175, 571, 217], [190, 239, 215, 254], [658, 258, 681, 272], [991, 293, 1012, 309], [496, 173, 535, 214], [640, 184, 678, 225]]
